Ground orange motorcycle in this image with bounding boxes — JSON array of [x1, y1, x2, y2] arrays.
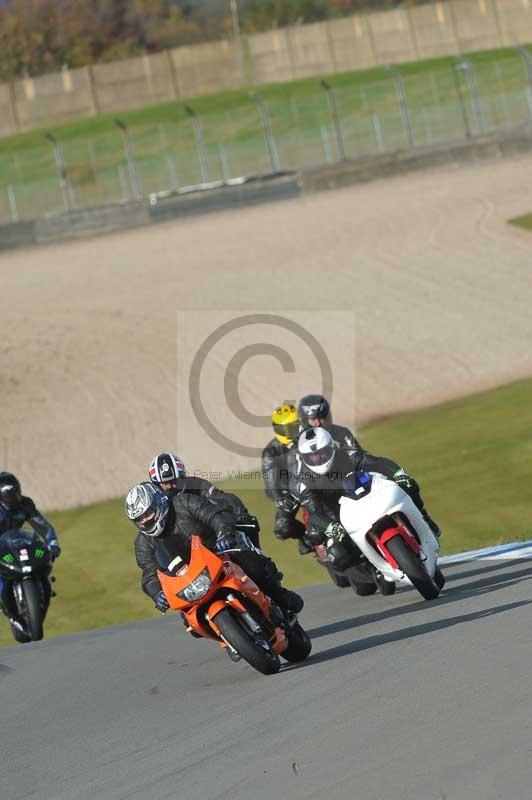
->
[[156, 534, 311, 675]]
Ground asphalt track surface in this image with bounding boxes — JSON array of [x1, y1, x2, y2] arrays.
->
[[2, 554, 532, 800]]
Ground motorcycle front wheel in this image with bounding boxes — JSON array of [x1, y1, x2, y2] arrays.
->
[[385, 537, 440, 601], [215, 608, 281, 675], [19, 581, 44, 641]]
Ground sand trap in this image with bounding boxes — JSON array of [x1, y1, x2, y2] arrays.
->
[[2, 155, 532, 509]]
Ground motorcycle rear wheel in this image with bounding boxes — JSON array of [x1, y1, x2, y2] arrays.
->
[[385, 537, 440, 601], [325, 564, 350, 588], [215, 608, 281, 675]]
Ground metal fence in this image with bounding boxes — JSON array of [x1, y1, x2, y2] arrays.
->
[[2, 48, 532, 224]]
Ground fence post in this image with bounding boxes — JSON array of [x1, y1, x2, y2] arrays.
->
[[452, 64, 472, 139], [218, 144, 231, 181], [512, 45, 532, 122], [114, 119, 142, 201], [249, 93, 281, 173], [371, 114, 385, 152], [86, 65, 100, 117], [8, 82, 21, 134], [454, 56, 485, 136], [384, 64, 414, 149], [117, 165, 130, 202], [7, 185, 19, 222], [185, 105, 210, 184], [320, 80, 346, 161], [44, 132, 75, 212]]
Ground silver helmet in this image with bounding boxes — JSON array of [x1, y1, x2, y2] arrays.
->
[[125, 482, 170, 537]]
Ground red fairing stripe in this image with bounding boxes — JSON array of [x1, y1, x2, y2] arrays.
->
[[376, 524, 421, 569]]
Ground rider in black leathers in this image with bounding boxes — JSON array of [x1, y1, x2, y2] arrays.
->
[[127, 482, 304, 618], [0, 472, 60, 623], [261, 404, 310, 553], [290, 428, 438, 545], [296, 394, 440, 536], [148, 451, 261, 547], [0, 472, 60, 553]]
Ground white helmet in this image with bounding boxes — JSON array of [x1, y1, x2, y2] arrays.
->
[[298, 427, 336, 475], [148, 452, 186, 485]]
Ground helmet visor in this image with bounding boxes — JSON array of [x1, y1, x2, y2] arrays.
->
[[273, 421, 300, 442], [136, 509, 159, 533], [0, 485, 21, 508], [303, 444, 335, 468]]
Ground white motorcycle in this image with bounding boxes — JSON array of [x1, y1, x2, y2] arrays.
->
[[338, 471, 445, 601]]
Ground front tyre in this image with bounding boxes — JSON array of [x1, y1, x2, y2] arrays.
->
[[215, 608, 281, 675], [385, 537, 440, 601], [20, 581, 44, 641], [434, 566, 446, 590]]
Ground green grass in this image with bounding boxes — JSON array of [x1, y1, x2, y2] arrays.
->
[[1, 43, 531, 221], [508, 213, 532, 231], [2, 377, 532, 648]]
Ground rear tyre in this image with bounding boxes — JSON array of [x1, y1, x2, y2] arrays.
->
[[385, 537, 440, 600], [20, 581, 44, 641], [349, 578, 377, 596], [325, 564, 350, 589], [282, 621, 312, 663], [215, 608, 281, 675]]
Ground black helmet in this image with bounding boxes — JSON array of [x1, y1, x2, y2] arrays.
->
[[298, 394, 331, 426], [0, 472, 22, 509], [125, 482, 170, 537], [148, 453, 186, 485]]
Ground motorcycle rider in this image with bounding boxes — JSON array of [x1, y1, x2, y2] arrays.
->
[[297, 394, 440, 536], [0, 472, 60, 555], [126, 482, 304, 622], [291, 428, 439, 548], [261, 404, 311, 555], [0, 472, 60, 635], [148, 452, 260, 547]]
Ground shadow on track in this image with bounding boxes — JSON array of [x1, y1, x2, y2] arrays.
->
[[306, 561, 532, 640], [287, 600, 531, 669], [440, 556, 532, 584]]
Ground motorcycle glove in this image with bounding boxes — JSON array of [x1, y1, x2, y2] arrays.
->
[[214, 530, 256, 554], [393, 468, 417, 492], [154, 591, 170, 613], [275, 496, 299, 515], [48, 541, 61, 560], [324, 522, 347, 542]]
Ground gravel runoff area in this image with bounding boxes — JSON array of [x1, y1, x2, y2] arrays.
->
[[2, 154, 532, 509]]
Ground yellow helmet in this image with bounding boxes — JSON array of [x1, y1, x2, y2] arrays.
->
[[272, 403, 300, 446]]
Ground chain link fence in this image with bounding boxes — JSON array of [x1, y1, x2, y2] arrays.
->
[[2, 49, 532, 224]]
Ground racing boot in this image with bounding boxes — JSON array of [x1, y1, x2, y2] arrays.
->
[[272, 587, 304, 614]]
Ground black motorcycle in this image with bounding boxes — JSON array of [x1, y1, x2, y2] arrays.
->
[[0, 529, 54, 643]]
